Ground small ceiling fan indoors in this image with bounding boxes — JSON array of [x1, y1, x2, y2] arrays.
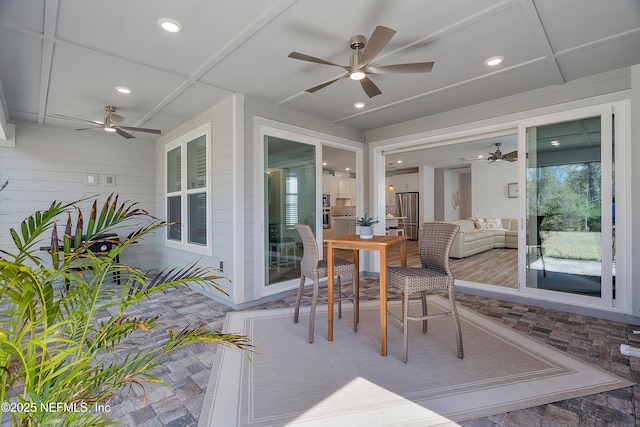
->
[[53, 105, 162, 139], [288, 26, 434, 98], [487, 143, 517, 163]]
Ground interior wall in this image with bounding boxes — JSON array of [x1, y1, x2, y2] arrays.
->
[[419, 166, 435, 223], [0, 122, 156, 268], [471, 159, 518, 219], [459, 172, 472, 219], [433, 169, 444, 220], [443, 169, 463, 220]]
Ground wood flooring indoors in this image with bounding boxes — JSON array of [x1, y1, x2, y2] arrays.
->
[[326, 240, 518, 289]]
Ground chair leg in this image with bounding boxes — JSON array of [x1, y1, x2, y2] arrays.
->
[[402, 287, 411, 363], [293, 275, 305, 324], [337, 276, 342, 319], [421, 291, 428, 334], [448, 285, 464, 359], [400, 292, 405, 333], [308, 274, 320, 343], [352, 275, 358, 333]]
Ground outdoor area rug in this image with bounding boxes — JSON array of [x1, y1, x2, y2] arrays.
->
[[199, 296, 632, 426]]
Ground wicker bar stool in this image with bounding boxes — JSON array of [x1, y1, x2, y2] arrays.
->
[[293, 224, 358, 343], [387, 222, 463, 363]]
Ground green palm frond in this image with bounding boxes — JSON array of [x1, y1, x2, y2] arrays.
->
[[0, 194, 250, 426]]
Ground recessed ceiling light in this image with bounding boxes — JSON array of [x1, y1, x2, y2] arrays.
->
[[345, 167, 350, 171], [397, 160, 403, 164], [484, 56, 504, 66], [353, 102, 366, 109], [550, 140, 560, 146], [115, 86, 132, 94], [322, 162, 327, 166], [158, 18, 182, 33]]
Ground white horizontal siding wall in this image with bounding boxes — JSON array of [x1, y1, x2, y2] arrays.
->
[[0, 122, 156, 268], [154, 95, 242, 305]]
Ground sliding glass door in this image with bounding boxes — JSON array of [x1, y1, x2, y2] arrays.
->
[[522, 110, 619, 306], [264, 136, 316, 287]]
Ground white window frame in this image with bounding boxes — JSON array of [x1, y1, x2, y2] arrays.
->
[[164, 123, 212, 255]]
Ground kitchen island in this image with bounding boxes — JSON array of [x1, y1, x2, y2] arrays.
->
[[332, 216, 356, 237]]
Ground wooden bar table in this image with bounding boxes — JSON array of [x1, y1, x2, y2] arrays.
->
[[324, 234, 408, 356]]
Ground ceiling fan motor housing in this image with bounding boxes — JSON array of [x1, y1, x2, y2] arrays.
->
[[349, 35, 365, 50]]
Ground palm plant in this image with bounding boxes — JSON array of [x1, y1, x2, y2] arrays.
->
[[0, 194, 250, 426]]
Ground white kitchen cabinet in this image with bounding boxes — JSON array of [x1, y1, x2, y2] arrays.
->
[[337, 177, 351, 198], [322, 174, 331, 193], [349, 178, 357, 201], [322, 174, 339, 201], [394, 173, 419, 192]]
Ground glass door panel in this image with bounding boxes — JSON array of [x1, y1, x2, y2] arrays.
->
[[525, 116, 608, 298], [264, 136, 316, 286]]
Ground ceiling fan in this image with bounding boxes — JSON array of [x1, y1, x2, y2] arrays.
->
[[53, 105, 162, 139], [288, 26, 434, 98], [487, 143, 517, 163]]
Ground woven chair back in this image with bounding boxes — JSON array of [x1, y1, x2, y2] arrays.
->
[[294, 224, 319, 274], [419, 222, 460, 275]]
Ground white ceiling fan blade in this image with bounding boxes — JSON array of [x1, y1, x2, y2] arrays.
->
[[305, 75, 347, 93], [367, 62, 434, 74], [360, 76, 382, 98], [358, 26, 396, 68], [115, 128, 135, 139], [52, 113, 102, 126], [119, 125, 162, 134], [109, 113, 125, 126]]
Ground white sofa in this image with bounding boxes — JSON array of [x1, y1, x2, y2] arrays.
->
[[439, 218, 518, 259]]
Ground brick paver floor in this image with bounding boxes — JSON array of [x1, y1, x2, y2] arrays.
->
[[98, 277, 640, 426]]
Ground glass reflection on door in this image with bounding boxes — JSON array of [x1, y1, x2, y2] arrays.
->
[[265, 136, 316, 286], [525, 116, 614, 298]]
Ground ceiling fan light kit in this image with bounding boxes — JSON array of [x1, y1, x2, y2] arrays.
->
[[288, 26, 434, 98], [487, 143, 517, 163], [53, 105, 162, 139]]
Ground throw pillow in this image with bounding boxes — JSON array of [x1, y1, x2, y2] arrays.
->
[[475, 217, 486, 230], [484, 217, 502, 230]]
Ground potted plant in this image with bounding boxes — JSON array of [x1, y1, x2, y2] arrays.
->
[[355, 212, 379, 239], [0, 193, 250, 426]]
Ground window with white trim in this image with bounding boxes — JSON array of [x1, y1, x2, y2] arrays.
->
[[165, 124, 210, 252], [285, 174, 298, 226]]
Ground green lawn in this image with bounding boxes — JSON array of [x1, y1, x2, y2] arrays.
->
[[541, 231, 601, 260]]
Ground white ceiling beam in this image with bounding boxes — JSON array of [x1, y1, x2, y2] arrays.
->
[[520, 0, 565, 85], [137, 0, 299, 127], [37, 0, 59, 125]]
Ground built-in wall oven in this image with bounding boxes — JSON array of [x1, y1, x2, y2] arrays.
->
[[322, 194, 331, 228]]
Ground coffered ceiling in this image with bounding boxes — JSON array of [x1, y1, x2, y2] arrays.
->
[[0, 0, 638, 147]]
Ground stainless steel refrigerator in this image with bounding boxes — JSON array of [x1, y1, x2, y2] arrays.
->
[[396, 192, 419, 240]]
